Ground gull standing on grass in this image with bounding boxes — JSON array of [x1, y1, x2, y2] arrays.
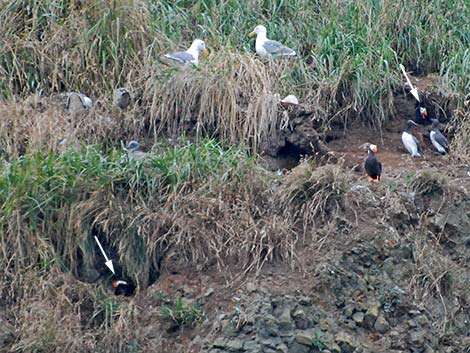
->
[[248, 25, 297, 58], [160, 39, 209, 67]]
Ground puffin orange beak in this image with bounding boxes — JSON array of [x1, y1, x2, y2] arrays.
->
[[423, 110, 428, 118], [112, 280, 118, 288], [372, 146, 378, 153]]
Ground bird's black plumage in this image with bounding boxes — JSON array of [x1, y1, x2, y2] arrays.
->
[[430, 119, 450, 154], [113, 279, 136, 297], [364, 145, 382, 182], [415, 101, 430, 125]]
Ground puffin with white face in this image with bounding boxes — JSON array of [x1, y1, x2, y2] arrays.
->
[[402, 120, 423, 157], [415, 101, 429, 125], [364, 144, 382, 183], [113, 279, 136, 297], [429, 119, 449, 155], [160, 39, 209, 66], [248, 25, 297, 58]]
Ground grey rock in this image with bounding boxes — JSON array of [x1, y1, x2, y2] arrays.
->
[[324, 342, 341, 353], [335, 331, 356, 353], [343, 304, 355, 318], [295, 331, 315, 346], [212, 337, 227, 348], [363, 301, 380, 329], [416, 315, 429, 326], [352, 311, 365, 324], [261, 337, 282, 349], [374, 314, 390, 333], [225, 339, 244, 351], [263, 348, 277, 353], [287, 341, 310, 353], [409, 330, 427, 346], [246, 282, 257, 293], [319, 317, 335, 331], [243, 340, 261, 351], [276, 343, 288, 353], [278, 307, 293, 331], [259, 315, 279, 337], [292, 309, 310, 330]]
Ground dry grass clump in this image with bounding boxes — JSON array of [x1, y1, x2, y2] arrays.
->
[[274, 160, 351, 236], [0, 95, 147, 157], [0, 0, 154, 96], [409, 232, 470, 340], [8, 269, 161, 353], [450, 108, 470, 164], [153, 53, 295, 152], [155, 170, 298, 273], [408, 170, 449, 198], [0, 140, 300, 292]]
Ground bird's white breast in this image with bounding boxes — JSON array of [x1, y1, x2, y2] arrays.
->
[[255, 38, 269, 57], [402, 132, 419, 156], [430, 131, 446, 153]]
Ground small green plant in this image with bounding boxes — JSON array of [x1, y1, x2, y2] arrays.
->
[[378, 285, 405, 313], [153, 290, 170, 304], [408, 171, 448, 197], [161, 297, 204, 327], [311, 332, 326, 350], [96, 295, 120, 328]]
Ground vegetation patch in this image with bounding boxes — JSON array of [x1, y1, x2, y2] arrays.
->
[[274, 161, 351, 236]]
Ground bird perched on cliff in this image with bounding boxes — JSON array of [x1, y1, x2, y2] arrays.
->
[[113, 279, 136, 297], [160, 39, 209, 67], [364, 144, 382, 182], [248, 25, 297, 58], [429, 119, 449, 155], [415, 101, 429, 125], [66, 92, 92, 113], [125, 140, 147, 160], [113, 88, 131, 110], [402, 120, 423, 157]]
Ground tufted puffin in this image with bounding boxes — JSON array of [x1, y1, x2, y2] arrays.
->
[[364, 144, 382, 183], [402, 120, 423, 157], [113, 279, 136, 297], [429, 119, 449, 155], [415, 101, 429, 125]]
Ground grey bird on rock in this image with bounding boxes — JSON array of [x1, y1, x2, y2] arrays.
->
[[429, 119, 449, 155], [113, 88, 131, 110], [66, 92, 92, 113]]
